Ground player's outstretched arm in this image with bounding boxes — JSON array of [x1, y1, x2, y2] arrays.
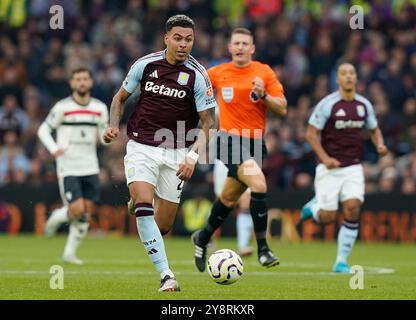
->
[[176, 107, 216, 181], [370, 127, 388, 157], [306, 125, 340, 169], [103, 87, 131, 143]]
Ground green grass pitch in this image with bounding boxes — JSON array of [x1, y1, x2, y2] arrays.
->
[[1, 235, 415, 300]]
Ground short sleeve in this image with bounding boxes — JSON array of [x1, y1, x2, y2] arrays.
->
[[364, 100, 378, 130], [207, 66, 218, 89], [194, 69, 217, 112], [265, 66, 284, 98], [308, 99, 332, 130], [45, 102, 64, 129], [122, 60, 146, 93]]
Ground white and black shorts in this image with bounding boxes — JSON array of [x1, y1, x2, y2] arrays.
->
[[59, 174, 100, 205]]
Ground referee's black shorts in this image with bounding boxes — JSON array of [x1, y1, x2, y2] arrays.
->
[[216, 131, 267, 179]]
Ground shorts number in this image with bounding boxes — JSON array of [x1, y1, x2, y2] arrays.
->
[[177, 181, 184, 191]]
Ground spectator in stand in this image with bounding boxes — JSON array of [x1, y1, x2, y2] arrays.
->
[[0, 131, 31, 186], [0, 95, 29, 144], [0, 1, 414, 192]]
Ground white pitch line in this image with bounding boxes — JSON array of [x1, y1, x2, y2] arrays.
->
[[0, 258, 370, 267], [0, 270, 338, 276], [361, 266, 396, 274], [0, 257, 396, 275], [0, 267, 395, 276], [0, 258, 398, 274]]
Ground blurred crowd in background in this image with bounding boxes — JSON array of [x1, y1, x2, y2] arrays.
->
[[0, 0, 415, 196]]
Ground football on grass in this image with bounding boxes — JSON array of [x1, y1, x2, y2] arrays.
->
[[207, 249, 244, 285]]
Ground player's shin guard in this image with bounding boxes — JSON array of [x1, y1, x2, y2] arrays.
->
[[63, 217, 89, 259], [336, 219, 359, 265], [199, 199, 233, 246], [249, 192, 268, 252], [135, 203, 171, 277]]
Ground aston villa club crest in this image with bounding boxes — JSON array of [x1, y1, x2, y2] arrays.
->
[[356, 105, 365, 117], [177, 72, 190, 85], [128, 167, 135, 178]]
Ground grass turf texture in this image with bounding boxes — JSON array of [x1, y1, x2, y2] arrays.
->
[[0, 235, 415, 300]]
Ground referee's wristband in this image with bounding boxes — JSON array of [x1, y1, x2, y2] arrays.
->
[[186, 150, 199, 162]]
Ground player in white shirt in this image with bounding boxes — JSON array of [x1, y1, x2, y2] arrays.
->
[[38, 68, 109, 265]]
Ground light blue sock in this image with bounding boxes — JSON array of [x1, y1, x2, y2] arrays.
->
[[301, 197, 321, 222], [236, 211, 253, 250], [135, 203, 170, 276], [336, 221, 359, 264]]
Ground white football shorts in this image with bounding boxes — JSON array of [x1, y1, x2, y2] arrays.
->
[[314, 163, 365, 211], [124, 140, 187, 203]]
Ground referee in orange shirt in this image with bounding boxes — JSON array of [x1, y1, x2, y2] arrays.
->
[[192, 28, 287, 271]]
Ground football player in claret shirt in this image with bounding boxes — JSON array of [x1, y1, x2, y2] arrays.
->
[[301, 63, 388, 273], [103, 15, 216, 292], [192, 27, 287, 272]]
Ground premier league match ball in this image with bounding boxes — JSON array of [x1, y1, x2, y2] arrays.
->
[[207, 249, 244, 285]]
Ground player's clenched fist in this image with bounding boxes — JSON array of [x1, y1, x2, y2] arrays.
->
[[251, 76, 265, 98], [176, 156, 196, 181], [103, 127, 119, 143], [323, 156, 341, 169]]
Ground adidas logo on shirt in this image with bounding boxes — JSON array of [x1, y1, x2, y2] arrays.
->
[[149, 70, 158, 78], [336, 108, 346, 117]]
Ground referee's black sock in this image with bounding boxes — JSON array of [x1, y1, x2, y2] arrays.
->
[[199, 199, 233, 246], [250, 192, 269, 253]]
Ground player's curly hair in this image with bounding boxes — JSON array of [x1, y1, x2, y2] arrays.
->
[[165, 14, 195, 32]]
